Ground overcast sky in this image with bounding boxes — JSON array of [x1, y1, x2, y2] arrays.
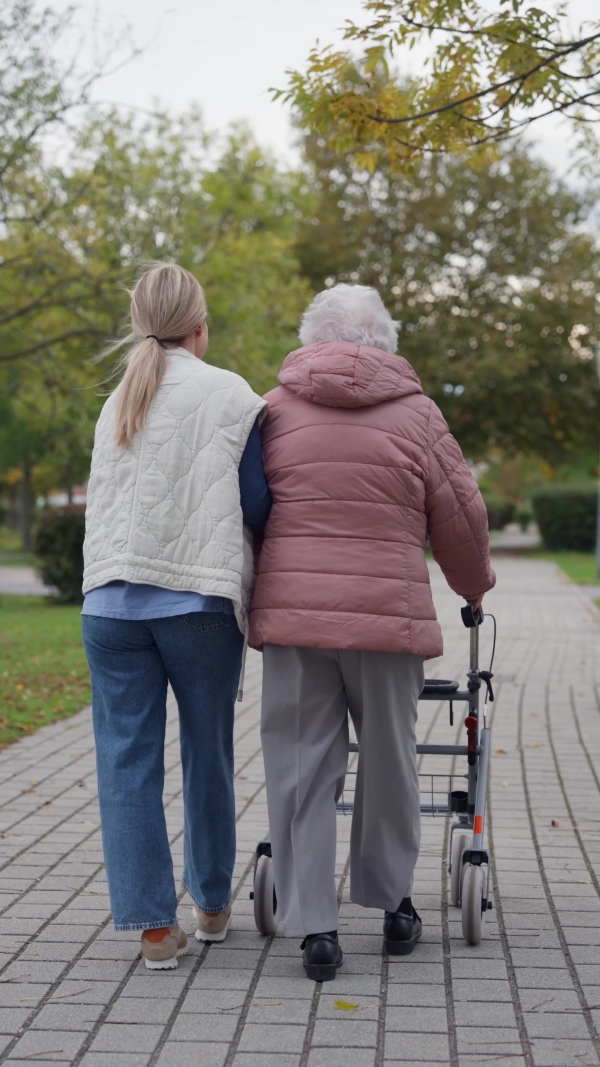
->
[[52, 0, 598, 174]]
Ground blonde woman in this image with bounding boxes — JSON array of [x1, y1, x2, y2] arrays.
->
[[82, 264, 269, 969]]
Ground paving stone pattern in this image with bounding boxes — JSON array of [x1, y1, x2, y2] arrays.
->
[[1, 558, 600, 1066]]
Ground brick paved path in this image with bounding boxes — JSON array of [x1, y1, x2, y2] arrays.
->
[[1, 558, 600, 1067]]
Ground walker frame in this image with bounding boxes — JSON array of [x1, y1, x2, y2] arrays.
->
[[251, 602, 496, 946]]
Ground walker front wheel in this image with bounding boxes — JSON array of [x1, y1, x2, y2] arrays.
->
[[254, 854, 278, 935], [450, 833, 470, 907], [461, 864, 485, 945]]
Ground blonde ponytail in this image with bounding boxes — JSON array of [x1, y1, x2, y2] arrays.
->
[[113, 338, 166, 448], [113, 263, 207, 447]]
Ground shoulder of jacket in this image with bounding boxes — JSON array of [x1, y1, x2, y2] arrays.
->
[[95, 391, 117, 430], [421, 397, 450, 447], [397, 391, 432, 416], [262, 385, 290, 406], [177, 358, 264, 406]]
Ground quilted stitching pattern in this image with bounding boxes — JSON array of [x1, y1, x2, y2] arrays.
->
[[250, 341, 495, 657], [83, 349, 266, 624]]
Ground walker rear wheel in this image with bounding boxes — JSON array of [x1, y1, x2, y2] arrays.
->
[[450, 832, 470, 907], [461, 864, 485, 945], [254, 854, 277, 935]]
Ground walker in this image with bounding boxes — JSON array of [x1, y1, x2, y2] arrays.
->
[[251, 601, 497, 946]]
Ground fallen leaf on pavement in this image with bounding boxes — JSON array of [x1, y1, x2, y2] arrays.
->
[[334, 999, 359, 1011]]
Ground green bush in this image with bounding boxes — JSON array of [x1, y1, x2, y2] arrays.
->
[[483, 495, 515, 531], [531, 485, 597, 551], [33, 505, 86, 603], [515, 504, 533, 533]]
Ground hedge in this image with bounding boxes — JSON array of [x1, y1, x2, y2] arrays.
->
[[33, 505, 86, 603], [483, 495, 515, 531], [531, 484, 597, 552]]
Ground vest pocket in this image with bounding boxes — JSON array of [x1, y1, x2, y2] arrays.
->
[[173, 612, 231, 633]]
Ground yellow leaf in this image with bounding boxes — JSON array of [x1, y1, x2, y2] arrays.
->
[[334, 999, 359, 1011]]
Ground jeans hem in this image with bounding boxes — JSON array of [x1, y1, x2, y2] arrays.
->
[[113, 918, 176, 932], [182, 881, 230, 915]]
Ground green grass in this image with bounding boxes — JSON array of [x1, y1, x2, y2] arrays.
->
[[0, 526, 35, 566], [525, 550, 598, 585], [0, 552, 36, 567], [0, 595, 90, 748], [0, 526, 22, 552]]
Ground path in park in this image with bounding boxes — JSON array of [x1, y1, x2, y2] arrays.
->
[[1, 557, 600, 1067], [0, 568, 50, 596]]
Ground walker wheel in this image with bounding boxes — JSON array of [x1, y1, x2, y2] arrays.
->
[[461, 864, 485, 945], [254, 854, 277, 935], [450, 832, 470, 907]]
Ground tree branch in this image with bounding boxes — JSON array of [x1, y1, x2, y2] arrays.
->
[[362, 32, 600, 126], [0, 328, 104, 363], [397, 13, 555, 48]]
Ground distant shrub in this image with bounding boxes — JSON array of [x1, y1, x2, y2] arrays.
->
[[531, 485, 597, 551], [483, 495, 515, 531], [34, 506, 86, 603], [515, 504, 533, 533]]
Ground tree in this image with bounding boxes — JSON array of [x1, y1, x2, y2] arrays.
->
[[0, 0, 140, 366], [293, 136, 600, 462], [280, 0, 600, 173], [0, 106, 311, 545], [65, 110, 311, 395]]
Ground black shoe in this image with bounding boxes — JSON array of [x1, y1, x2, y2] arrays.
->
[[301, 931, 343, 981], [383, 898, 422, 956]]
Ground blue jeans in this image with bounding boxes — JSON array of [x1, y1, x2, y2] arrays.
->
[[82, 612, 244, 930]]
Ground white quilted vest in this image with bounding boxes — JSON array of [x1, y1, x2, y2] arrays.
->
[[82, 348, 267, 636]]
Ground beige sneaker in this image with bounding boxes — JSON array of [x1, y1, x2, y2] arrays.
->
[[140, 923, 188, 969], [194, 903, 232, 943]]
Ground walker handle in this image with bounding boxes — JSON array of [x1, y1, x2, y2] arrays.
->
[[461, 600, 484, 628]]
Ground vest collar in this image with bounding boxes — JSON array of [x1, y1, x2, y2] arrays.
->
[[166, 346, 199, 362]]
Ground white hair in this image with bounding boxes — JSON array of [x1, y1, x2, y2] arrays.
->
[[299, 283, 399, 354]]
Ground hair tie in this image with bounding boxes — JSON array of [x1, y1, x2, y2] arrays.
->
[[146, 334, 160, 342]]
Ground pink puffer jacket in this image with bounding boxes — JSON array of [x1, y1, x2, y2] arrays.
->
[[249, 341, 495, 658]]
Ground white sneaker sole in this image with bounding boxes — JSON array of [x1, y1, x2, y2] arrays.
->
[[195, 913, 232, 943], [143, 945, 189, 970]]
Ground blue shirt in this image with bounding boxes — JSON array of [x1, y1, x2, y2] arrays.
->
[[82, 420, 271, 620]]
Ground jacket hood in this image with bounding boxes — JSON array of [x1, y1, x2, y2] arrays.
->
[[278, 341, 423, 409]]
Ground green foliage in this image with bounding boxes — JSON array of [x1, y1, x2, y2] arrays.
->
[[295, 137, 600, 462], [0, 595, 90, 748], [2, 0, 600, 556], [281, 2, 600, 173], [33, 506, 86, 603], [0, 98, 309, 545], [477, 455, 551, 506], [514, 503, 532, 532], [531, 484, 597, 551], [483, 494, 515, 531]]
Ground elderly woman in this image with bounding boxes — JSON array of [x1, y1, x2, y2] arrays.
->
[[249, 284, 495, 981]]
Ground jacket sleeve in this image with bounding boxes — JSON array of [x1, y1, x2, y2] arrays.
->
[[424, 401, 496, 601]]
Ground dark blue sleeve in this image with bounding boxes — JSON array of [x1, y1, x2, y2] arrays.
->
[[239, 420, 272, 532]]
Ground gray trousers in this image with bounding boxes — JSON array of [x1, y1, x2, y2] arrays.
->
[[261, 645, 425, 938]]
